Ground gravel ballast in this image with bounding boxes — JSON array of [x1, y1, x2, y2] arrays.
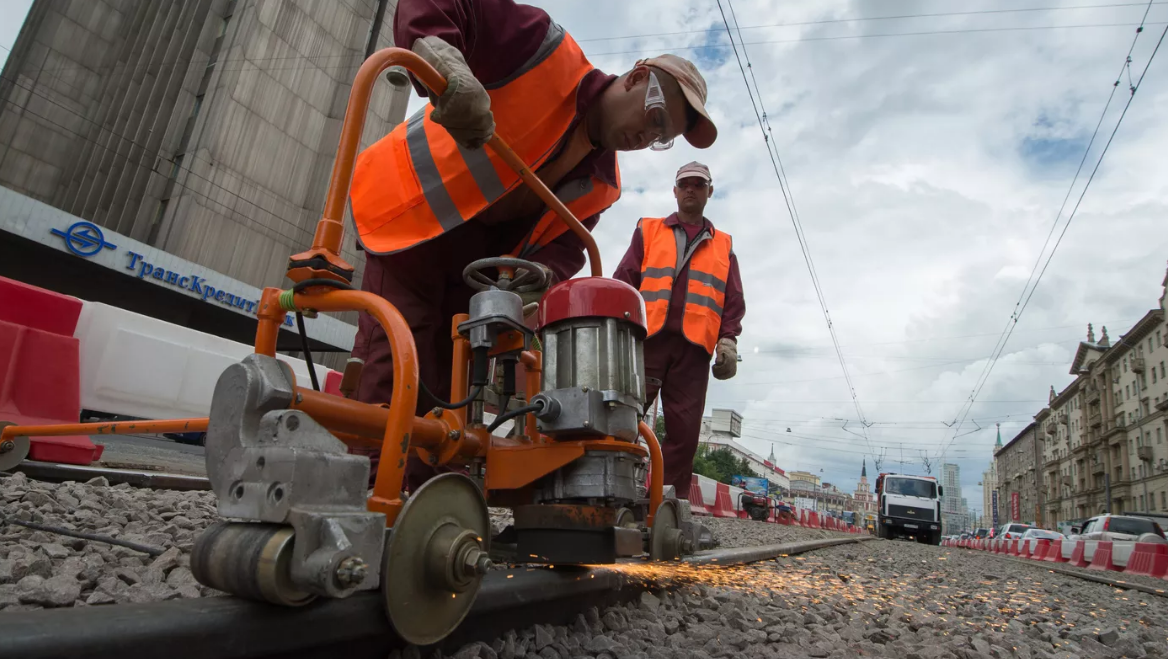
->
[[9, 469, 1163, 658], [426, 538, 1168, 659], [0, 472, 844, 610]]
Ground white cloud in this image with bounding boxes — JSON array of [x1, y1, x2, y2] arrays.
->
[[526, 0, 1168, 513]]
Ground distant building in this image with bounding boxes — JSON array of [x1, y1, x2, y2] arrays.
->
[[0, 0, 411, 364], [1034, 272, 1168, 527], [994, 421, 1041, 525], [982, 426, 1002, 528], [941, 463, 967, 534], [698, 409, 789, 494], [852, 459, 876, 514]]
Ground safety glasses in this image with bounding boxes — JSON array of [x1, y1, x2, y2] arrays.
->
[[645, 71, 674, 151]]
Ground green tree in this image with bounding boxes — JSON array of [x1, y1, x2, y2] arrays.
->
[[653, 413, 666, 443], [692, 447, 758, 485]]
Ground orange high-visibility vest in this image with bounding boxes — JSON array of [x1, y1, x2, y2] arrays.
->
[[351, 24, 610, 254], [509, 162, 621, 259], [638, 217, 733, 354]]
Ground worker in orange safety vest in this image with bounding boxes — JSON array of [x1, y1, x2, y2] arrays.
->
[[612, 162, 745, 499], [348, 0, 719, 492]]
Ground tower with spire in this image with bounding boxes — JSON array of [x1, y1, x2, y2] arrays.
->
[[994, 423, 1003, 451], [854, 458, 874, 514]]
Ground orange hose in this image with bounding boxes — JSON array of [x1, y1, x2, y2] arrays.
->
[[2, 418, 209, 440], [639, 420, 664, 527]]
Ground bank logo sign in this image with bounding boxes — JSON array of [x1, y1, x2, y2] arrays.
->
[[51, 221, 117, 257], [49, 222, 292, 328]]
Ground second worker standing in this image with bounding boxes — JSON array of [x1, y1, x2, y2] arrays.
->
[[613, 161, 746, 500]]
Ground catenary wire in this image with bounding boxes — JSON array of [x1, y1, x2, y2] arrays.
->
[[939, 4, 1164, 459], [717, 0, 878, 460]]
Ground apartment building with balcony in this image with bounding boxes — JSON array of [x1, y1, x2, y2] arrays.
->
[[1038, 265, 1168, 527]]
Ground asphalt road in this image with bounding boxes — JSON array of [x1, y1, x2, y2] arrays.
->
[[93, 433, 206, 476]]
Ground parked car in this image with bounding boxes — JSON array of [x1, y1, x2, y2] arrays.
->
[[1074, 515, 1167, 542], [997, 523, 1033, 540], [973, 528, 990, 539], [1020, 528, 1063, 542]]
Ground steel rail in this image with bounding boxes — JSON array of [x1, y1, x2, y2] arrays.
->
[[997, 555, 1168, 598], [6, 461, 211, 490], [0, 536, 872, 659]]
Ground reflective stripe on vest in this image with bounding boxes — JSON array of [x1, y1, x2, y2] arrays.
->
[[351, 23, 595, 254], [512, 159, 622, 260], [638, 217, 733, 354]]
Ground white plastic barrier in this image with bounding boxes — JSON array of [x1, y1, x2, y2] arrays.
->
[[1062, 539, 1077, 560], [1112, 542, 1134, 568], [729, 484, 745, 514], [1083, 539, 1098, 563], [74, 302, 339, 421], [698, 475, 718, 509]]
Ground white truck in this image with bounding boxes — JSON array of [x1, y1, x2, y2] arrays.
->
[[874, 472, 943, 545]]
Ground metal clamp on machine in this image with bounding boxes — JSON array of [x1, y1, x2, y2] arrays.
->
[[192, 354, 386, 605]]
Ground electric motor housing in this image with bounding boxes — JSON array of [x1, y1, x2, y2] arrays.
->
[[535, 278, 647, 442]]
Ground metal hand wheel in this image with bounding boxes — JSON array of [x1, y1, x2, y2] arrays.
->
[[463, 257, 547, 293]]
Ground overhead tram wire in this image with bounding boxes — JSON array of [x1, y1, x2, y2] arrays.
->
[[944, 0, 1156, 440], [715, 0, 878, 460], [574, 3, 1168, 44], [584, 22, 1168, 60], [939, 3, 1165, 460]]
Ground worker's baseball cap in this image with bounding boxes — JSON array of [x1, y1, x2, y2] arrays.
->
[[675, 161, 711, 184], [636, 54, 717, 149]]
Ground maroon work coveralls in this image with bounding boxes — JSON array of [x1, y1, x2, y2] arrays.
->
[[351, 0, 618, 492], [612, 214, 745, 499]]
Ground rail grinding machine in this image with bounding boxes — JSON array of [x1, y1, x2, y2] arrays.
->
[[178, 50, 712, 645], [0, 48, 713, 646]]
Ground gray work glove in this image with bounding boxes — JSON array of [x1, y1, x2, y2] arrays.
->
[[711, 337, 737, 380], [411, 36, 495, 149]]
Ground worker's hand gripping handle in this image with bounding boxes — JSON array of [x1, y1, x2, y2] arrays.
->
[[290, 47, 602, 286]]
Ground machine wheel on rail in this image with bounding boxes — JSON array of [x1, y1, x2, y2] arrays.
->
[[168, 45, 716, 648]]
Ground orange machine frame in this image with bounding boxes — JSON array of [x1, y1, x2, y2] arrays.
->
[[2, 49, 663, 529]]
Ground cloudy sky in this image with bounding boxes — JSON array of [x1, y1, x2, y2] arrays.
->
[[5, 1, 1167, 517], [510, 0, 1168, 516]]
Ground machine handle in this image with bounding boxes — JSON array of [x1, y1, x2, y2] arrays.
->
[[313, 48, 602, 278]]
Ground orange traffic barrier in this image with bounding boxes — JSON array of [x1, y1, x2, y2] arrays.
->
[[1125, 542, 1168, 578], [1044, 538, 1066, 563], [688, 480, 710, 516], [712, 482, 735, 518], [1030, 539, 1050, 560], [1067, 540, 1090, 568], [1087, 541, 1120, 572]]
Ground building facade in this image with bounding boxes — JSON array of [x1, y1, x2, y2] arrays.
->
[[982, 425, 1001, 529], [941, 463, 967, 534], [994, 421, 1042, 525], [1037, 271, 1168, 527], [698, 409, 790, 494], [853, 459, 875, 514], [0, 0, 410, 361]]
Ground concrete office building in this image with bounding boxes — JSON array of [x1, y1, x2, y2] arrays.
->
[[941, 463, 967, 534], [698, 409, 791, 494], [0, 0, 411, 359]]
